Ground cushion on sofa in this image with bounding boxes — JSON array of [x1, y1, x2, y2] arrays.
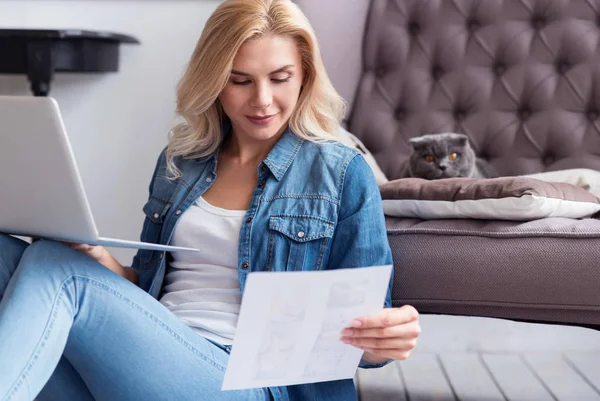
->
[[523, 169, 600, 198], [380, 177, 600, 220]]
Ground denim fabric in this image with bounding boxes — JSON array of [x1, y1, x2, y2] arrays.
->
[[0, 236, 272, 401]]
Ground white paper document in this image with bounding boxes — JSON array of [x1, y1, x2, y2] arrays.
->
[[221, 265, 393, 390]]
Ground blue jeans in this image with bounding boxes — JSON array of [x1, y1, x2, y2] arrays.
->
[[0, 235, 278, 401]]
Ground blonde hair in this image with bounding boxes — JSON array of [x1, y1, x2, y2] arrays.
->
[[166, 0, 346, 177]]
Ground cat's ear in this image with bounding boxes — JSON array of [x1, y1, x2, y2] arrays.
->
[[454, 134, 469, 146], [409, 137, 427, 150]]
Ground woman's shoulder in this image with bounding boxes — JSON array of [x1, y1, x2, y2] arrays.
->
[[299, 138, 361, 169]]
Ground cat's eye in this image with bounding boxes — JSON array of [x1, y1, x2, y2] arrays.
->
[[424, 155, 435, 163], [448, 153, 459, 161]]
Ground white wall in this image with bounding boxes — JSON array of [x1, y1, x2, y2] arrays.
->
[[0, 0, 220, 263]]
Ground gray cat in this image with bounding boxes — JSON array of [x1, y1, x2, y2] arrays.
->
[[399, 133, 498, 179]]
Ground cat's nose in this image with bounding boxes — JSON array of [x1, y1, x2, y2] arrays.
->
[[439, 165, 447, 171]]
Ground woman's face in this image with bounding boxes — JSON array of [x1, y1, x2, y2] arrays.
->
[[218, 34, 304, 143]]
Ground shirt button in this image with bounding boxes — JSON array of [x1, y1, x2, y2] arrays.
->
[[261, 165, 267, 171], [175, 210, 182, 215], [258, 183, 265, 189], [297, 231, 305, 238], [153, 213, 159, 219], [205, 177, 212, 183], [246, 217, 253, 223], [241, 262, 249, 270]]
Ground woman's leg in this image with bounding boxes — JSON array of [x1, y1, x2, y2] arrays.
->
[[0, 234, 94, 401], [0, 239, 278, 401]]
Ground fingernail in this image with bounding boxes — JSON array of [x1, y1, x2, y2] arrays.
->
[[351, 320, 362, 328], [340, 337, 352, 344], [341, 329, 353, 336]]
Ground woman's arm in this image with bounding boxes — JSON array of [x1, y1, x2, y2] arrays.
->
[[327, 154, 419, 367]]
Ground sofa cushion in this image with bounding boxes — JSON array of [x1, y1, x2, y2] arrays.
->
[[380, 177, 600, 220], [386, 216, 600, 325], [523, 168, 600, 198]]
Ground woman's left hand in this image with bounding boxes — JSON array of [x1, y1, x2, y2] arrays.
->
[[340, 305, 420, 364]]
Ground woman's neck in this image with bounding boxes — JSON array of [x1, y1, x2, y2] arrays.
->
[[221, 125, 286, 167]]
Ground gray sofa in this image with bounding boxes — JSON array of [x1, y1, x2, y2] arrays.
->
[[296, 0, 600, 330]]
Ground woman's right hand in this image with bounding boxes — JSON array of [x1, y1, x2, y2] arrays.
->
[[63, 242, 138, 284], [65, 243, 109, 265]]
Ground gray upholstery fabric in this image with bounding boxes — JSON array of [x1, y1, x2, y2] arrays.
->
[[387, 216, 600, 325], [296, 0, 600, 327], [348, 0, 600, 180]]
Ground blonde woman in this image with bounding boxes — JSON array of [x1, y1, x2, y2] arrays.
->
[[0, 1, 420, 400]]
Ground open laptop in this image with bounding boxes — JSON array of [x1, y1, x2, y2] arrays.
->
[[0, 96, 198, 252]]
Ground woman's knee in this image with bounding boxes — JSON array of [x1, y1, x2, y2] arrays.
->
[[0, 234, 29, 294], [19, 239, 77, 266], [18, 240, 103, 282]]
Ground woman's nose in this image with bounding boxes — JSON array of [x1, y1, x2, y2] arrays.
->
[[251, 82, 272, 109]]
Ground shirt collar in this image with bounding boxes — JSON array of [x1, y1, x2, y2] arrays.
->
[[205, 123, 304, 181], [262, 126, 304, 181]]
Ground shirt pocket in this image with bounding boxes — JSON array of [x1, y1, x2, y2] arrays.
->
[[139, 195, 171, 268], [266, 215, 335, 271]]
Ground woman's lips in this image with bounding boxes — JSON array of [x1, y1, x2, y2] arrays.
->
[[247, 114, 275, 126]]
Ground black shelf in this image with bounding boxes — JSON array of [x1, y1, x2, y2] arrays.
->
[[0, 29, 140, 96]]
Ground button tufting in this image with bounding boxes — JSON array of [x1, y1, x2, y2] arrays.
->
[[519, 107, 531, 120], [589, 110, 599, 121], [376, 67, 385, 78], [455, 110, 466, 121], [395, 108, 406, 121], [557, 61, 570, 74], [467, 19, 480, 32], [543, 154, 555, 165], [494, 63, 506, 76], [408, 22, 420, 36], [532, 17, 546, 30], [432, 65, 443, 80]]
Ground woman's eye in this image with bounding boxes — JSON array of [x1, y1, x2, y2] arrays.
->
[[272, 77, 290, 84], [448, 153, 459, 161], [424, 155, 435, 162], [231, 80, 251, 86]]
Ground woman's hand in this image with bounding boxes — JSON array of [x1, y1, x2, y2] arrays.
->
[[63, 242, 138, 284], [340, 305, 420, 364], [65, 243, 108, 264]]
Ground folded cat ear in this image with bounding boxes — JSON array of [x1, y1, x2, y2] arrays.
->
[[409, 136, 427, 150], [453, 134, 469, 146]]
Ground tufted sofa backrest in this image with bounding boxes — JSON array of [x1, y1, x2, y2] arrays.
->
[[298, 0, 600, 179]]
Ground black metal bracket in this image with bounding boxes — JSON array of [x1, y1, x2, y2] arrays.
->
[[0, 29, 140, 96]]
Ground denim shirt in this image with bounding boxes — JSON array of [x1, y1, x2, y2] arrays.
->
[[130, 127, 393, 401]]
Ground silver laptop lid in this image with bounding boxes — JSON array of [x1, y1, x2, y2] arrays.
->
[[0, 96, 99, 242]]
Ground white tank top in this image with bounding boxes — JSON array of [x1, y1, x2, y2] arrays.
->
[[159, 196, 245, 345]]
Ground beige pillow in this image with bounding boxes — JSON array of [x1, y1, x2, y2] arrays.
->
[[523, 168, 600, 198], [380, 177, 600, 220]]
